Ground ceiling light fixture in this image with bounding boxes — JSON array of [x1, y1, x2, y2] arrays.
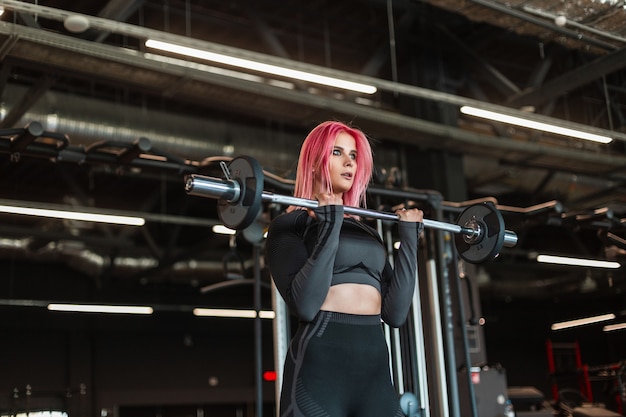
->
[[460, 106, 613, 144], [48, 303, 154, 314], [536, 254, 621, 269], [603, 322, 626, 332], [193, 308, 275, 319], [552, 313, 616, 330], [145, 39, 378, 95], [144, 52, 272, 84], [212, 225, 237, 235], [0, 204, 145, 226]]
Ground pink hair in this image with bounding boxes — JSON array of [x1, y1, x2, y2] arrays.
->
[[291, 121, 373, 209]]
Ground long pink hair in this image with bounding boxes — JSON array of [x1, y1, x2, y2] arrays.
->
[[291, 121, 373, 209]]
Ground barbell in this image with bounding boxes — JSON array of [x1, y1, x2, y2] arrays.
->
[[184, 155, 518, 264]]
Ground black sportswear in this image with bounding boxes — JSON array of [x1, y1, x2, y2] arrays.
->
[[265, 205, 422, 417], [266, 205, 421, 326]]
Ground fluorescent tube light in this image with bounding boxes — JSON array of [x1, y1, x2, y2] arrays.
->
[[552, 313, 615, 330], [212, 225, 237, 235], [7, 412, 67, 417], [603, 322, 626, 332], [144, 52, 271, 84], [460, 106, 613, 144], [0, 204, 145, 226], [193, 308, 275, 319], [145, 39, 377, 95], [536, 254, 620, 269], [48, 304, 154, 314]]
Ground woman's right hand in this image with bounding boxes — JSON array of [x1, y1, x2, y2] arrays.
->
[[315, 192, 343, 206], [308, 192, 343, 218]]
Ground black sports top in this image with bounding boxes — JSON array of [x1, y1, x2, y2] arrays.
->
[[265, 205, 422, 327]]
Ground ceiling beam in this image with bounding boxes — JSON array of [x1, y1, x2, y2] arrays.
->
[[507, 45, 626, 108]]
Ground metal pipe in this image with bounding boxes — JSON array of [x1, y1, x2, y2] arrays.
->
[[468, 0, 617, 51]]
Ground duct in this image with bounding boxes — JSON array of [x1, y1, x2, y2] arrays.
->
[[0, 235, 598, 294], [9, 77, 626, 179], [2, 84, 303, 174], [0, 236, 233, 280]]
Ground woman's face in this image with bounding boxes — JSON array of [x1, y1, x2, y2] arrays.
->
[[327, 131, 357, 197]]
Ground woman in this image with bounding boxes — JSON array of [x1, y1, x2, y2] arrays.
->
[[265, 121, 423, 417]]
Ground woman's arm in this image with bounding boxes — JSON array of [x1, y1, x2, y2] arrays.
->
[[380, 221, 423, 327], [265, 205, 344, 322]]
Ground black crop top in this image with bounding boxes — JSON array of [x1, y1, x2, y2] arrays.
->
[[265, 205, 422, 327]]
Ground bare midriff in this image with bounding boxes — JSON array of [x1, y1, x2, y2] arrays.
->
[[319, 283, 382, 315]]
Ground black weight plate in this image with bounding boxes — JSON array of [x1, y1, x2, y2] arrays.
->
[[217, 155, 264, 230], [454, 202, 505, 264]]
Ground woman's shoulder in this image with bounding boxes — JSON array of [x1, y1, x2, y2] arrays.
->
[[269, 209, 311, 231]]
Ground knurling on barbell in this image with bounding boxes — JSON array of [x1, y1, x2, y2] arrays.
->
[[185, 155, 518, 264]]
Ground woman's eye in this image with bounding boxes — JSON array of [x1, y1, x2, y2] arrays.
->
[[332, 149, 356, 159]]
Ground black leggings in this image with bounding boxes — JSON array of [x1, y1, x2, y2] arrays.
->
[[279, 310, 405, 417]]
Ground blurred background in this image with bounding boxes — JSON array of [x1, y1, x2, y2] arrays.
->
[[0, 1, 626, 416]]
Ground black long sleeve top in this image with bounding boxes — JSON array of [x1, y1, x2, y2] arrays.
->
[[265, 205, 422, 327]]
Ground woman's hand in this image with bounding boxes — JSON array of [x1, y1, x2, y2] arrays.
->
[[315, 192, 343, 207], [308, 192, 343, 218], [396, 207, 423, 222]]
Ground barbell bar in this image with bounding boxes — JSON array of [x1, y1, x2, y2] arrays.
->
[[185, 155, 518, 263]]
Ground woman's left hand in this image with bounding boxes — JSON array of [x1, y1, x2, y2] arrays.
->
[[396, 207, 423, 222]]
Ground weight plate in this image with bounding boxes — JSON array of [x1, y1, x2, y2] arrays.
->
[[454, 202, 505, 264], [217, 156, 264, 230]]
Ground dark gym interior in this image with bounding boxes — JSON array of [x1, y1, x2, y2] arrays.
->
[[1, 1, 626, 416]]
